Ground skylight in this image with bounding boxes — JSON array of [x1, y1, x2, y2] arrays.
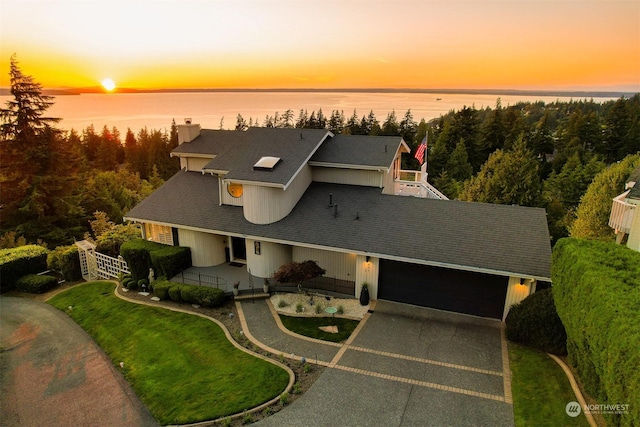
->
[[253, 156, 281, 171]]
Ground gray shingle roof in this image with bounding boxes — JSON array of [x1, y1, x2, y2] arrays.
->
[[172, 128, 331, 186], [310, 134, 404, 169], [126, 171, 552, 280]]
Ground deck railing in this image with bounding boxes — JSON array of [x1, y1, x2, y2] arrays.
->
[[394, 170, 448, 200], [609, 191, 635, 234]]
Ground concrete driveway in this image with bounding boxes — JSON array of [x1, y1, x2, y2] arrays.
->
[[252, 300, 513, 427], [0, 297, 157, 427]]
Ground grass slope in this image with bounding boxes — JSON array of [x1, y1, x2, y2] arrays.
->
[[48, 281, 289, 425], [279, 314, 359, 343], [509, 343, 589, 427]]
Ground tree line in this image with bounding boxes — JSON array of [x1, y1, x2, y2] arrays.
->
[[2, 54, 639, 248], [0, 56, 180, 246]]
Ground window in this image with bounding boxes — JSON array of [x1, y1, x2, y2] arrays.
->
[[145, 223, 174, 245], [227, 182, 244, 198]]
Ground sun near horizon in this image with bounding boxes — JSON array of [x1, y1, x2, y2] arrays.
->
[[0, 0, 638, 92], [101, 78, 116, 92]]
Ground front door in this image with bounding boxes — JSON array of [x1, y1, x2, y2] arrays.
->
[[231, 237, 246, 262]]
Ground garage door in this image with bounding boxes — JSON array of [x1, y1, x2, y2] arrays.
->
[[378, 259, 508, 319]]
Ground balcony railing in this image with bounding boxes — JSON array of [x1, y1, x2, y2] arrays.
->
[[609, 191, 635, 234], [394, 170, 448, 200]]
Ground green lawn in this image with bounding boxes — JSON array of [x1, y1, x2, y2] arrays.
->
[[278, 314, 360, 343], [509, 343, 590, 427], [48, 281, 289, 425]]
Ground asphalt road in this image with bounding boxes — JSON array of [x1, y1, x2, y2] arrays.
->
[[0, 296, 157, 427]]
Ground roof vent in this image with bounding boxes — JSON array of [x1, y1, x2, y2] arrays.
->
[[184, 118, 192, 124], [253, 156, 281, 171]]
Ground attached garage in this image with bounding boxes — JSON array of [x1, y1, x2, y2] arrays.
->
[[378, 259, 509, 319]]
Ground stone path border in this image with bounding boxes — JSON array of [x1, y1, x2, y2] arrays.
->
[[251, 298, 512, 404], [101, 281, 296, 426], [547, 353, 598, 427]]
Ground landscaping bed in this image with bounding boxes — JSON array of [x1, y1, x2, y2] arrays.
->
[[47, 282, 322, 425]]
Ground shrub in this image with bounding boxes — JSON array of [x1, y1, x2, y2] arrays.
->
[[168, 283, 183, 302], [47, 245, 81, 282], [15, 274, 57, 294], [278, 299, 288, 308], [152, 279, 173, 300], [137, 279, 149, 290], [0, 245, 49, 292], [122, 277, 135, 289], [150, 245, 191, 279], [293, 382, 301, 394], [315, 303, 323, 314], [94, 223, 141, 258], [337, 305, 344, 315], [120, 239, 157, 281], [295, 302, 304, 313], [181, 284, 225, 307], [120, 238, 191, 282], [505, 288, 566, 355], [553, 238, 640, 427], [279, 392, 289, 405]]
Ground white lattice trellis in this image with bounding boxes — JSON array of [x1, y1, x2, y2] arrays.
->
[[75, 240, 130, 281]]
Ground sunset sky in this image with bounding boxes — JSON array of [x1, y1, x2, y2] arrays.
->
[[1, 0, 638, 91]]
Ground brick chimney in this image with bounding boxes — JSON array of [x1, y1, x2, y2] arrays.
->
[[177, 118, 201, 144]]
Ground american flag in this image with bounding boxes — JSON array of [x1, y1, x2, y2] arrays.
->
[[414, 134, 427, 164]]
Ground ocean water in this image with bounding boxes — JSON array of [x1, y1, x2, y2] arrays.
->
[[0, 91, 621, 134]]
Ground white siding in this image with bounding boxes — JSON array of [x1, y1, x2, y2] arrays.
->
[[246, 240, 292, 278], [177, 229, 227, 267], [243, 165, 312, 224], [382, 156, 400, 194], [181, 157, 212, 172], [627, 203, 640, 252], [312, 167, 382, 187], [355, 255, 379, 300], [502, 277, 535, 321], [220, 179, 244, 206], [292, 247, 356, 282]]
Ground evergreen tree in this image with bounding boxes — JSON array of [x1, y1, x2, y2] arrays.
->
[[399, 109, 417, 145], [235, 113, 248, 131], [459, 137, 542, 207], [381, 110, 400, 136], [570, 154, 640, 240], [446, 140, 473, 181]]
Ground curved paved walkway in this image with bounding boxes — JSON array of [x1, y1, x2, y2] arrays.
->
[[0, 296, 157, 427], [239, 299, 514, 427]]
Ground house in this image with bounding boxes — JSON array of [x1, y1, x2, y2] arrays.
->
[[125, 122, 552, 320], [609, 166, 640, 252]]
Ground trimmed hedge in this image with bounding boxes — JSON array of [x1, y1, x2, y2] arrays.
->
[[15, 274, 58, 294], [505, 288, 567, 355], [47, 245, 82, 282], [0, 245, 49, 293], [168, 284, 183, 302], [152, 278, 225, 307], [553, 238, 640, 427], [152, 279, 173, 300], [120, 239, 191, 282], [120, 239, 158, 281], [181, 284, 225, 307], [150, 245, 191, 279]]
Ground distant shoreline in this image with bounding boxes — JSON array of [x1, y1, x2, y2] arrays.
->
[[1, 87, 637, 99]]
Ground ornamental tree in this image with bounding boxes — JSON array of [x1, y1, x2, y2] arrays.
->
[[273, 260, 326, 290]]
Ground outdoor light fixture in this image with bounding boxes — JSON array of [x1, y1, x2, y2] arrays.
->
[[366, 255, 371, 263]]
